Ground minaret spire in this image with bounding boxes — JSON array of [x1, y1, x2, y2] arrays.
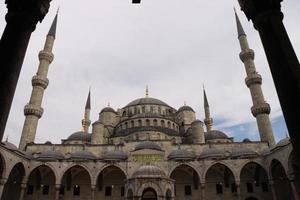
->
[[19, 13, 58, 150], [145, 85, 149, 98], [203, 87, 213, 132], [235, 11, 275, 147], [82, 90, 91, 133]]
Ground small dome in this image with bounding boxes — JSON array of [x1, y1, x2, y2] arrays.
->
[[125, 98, 169, 107], [275, 137, 290, 148], [205, 130, 229, 140], [231, 148, 257, 158], [67, 131, 91, 142], [2, 141, 18, 151], [69, 151, 97, 160], [191, 120, 203, 126], [102, 151, 128, 161], [132, 165, 166, 178], [177, 106, 195, 113], [199, 148, 226, 159], [36, 150, 64, 160], [134, 141, 163, 151], [100, 107, 116, 114], [243, 138, 252, 143], [168, 149, 195, 161]]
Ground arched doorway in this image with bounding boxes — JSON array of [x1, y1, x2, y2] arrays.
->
[[142, 187, 157, 200], [1, 163, 25, 200], [205, 163, 236, 199], [96, 165, 126, 199], [24, 165, 56, 200], [60, 165, 91, 200], [240, 162, 271, 200], [127, 189, 134, 200], [170, 164, 200, 200], [271, 159, 294, 200]]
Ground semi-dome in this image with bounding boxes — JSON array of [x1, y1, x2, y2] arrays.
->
[[199, 148, 226, 159], [134, 141, 163, 151], [125, 97, 169, 107], [2, 141, 18, 151], [100, 107, 116, 114], [231, 148, 257, 158], [36, 150, 64, 160], [205, 130, 229, 140], [168, 149, 195, 161], [177, 106, 195, 113], [68, 151, 97, 160], [102, 150, 128, 161], [132, 165, 166, 178], [67, 131, 91, 142]]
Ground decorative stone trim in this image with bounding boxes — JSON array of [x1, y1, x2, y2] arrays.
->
[[32, 75, 49, 89], [239, 49, 255, 62], [24, 104, 44, 118], [245, 73, 262, 87], [38, 50, 54, 63], [251, 103, 271, 117]]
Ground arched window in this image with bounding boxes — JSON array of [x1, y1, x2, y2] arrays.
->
[[146, 119, 150, 126], [142, 106, 146, 113], [122, 111, 126, 117], [131, 121, 134, 128], [125, 122, 128, 129], [172, 123, 175, 129], [167, 121, 171, 128], [134, 107, 137, 114], [161, 120, 165, 127], [158, 107, 161, 114], [150, 106, 154, 113], [153, 119, 158, 126], [138, 120, 142, 127]]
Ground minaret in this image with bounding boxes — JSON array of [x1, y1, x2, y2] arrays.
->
[[82, 90, 91, 133], [145, 85, 149, 98], [235, 10, 275, 147], [203, 88, 213, 132], [19, 13, 58, 150]]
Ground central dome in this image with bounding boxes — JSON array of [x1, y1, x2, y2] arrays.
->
[[125, 97, 169, 107]]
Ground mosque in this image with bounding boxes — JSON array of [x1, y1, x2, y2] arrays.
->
[[0, 9, 299, 200]]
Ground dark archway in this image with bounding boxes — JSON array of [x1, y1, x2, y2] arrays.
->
[[60, 165, 91, 200], [24, 165, 56, 200], [170, 164, 200, 200], [205, 163, 236, 199], [96, 165, 126, 199], [127, 189, 134, 200], [271, 159, 294, 200], [1, 163, 25, 200], [166, 189, 172, 200], [142, 187, 157, 200], [240, 162, 271, 199]]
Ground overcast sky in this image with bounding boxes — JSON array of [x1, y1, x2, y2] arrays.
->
[[0, 0, 299, 146]]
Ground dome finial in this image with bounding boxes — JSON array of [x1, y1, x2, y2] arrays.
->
[[145, 85, 149, 98], [184, 101, 187, 106]]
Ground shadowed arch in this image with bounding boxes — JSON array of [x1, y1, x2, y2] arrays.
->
[[27, 163, 59, 184], [288, 151, 300, 197], [127, 188, 134, 200], [142, 187, 157, 200], [0, 153, 5, 179], [59, 163, 92, 184], [95, 165, 126, 199], [24, 165, 56, 199], [1, 162, 25, 200], [170, 164, 201, 199], [205, 163, 236, 198], [166, 189, 172, 200]]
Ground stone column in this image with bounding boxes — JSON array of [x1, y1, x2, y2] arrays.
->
[[201, 183, 206, 200], [290, 180, 300, 200], [269, 180, 277, 200], [55, 184, 61, 200], [0, 178, 7, 199], [236, 182, 241, 200], [91, 185, 96, 200], [19, 183, 27, 200], [238, 0, 300, 162], [0, 0, 51, 141]]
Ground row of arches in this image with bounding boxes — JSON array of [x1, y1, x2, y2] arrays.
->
[[122, 105, 173, 118], [0, 159, 298, 200], [117, 118, 179, 131]]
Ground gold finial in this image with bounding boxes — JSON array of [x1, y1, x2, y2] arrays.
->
[[145, 85, 149, 98]]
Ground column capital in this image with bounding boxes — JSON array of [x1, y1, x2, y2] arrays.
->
[[5, 0, 51, 32], [91, 184, 96, 191], [21, 183, 27, 189], [55, 184, 61, 190]]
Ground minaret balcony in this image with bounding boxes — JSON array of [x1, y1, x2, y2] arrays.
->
[[245, 73, 262, 87], [38, 50, 54, 63], [239, 49, 255, 62], [251, 103, 271, 117], [24, 104, 44, 118], [32, 75, 49, 89]]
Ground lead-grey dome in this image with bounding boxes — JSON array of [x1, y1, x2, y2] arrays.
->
[[134, 141, 163, 151], [177, 106, 195, 113], [126, 98, 169, 107], [168, 149, 195, 161], [132, 165, 166, 178], [100, 107, 116, 114], [231, 148, 257, 158], [36, 150, 64, 160], [102, 151, 128, 161], [69, 151, 97, 160], [205, 130, 229, 140], [67, 131, 91, 142], [199, 148, 226, 159]]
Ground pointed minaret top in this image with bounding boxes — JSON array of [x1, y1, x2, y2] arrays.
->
[[234, 8, 246, 38], [145, 85, 149, 98], [203, 87, 209, 108], [85, 90, 91, 109], [48, 11, 58, 38]]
